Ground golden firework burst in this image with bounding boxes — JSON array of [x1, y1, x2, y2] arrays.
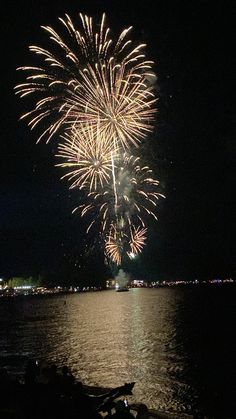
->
[[15, 13, 157, 147]]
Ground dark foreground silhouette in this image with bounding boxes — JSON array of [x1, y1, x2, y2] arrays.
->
[[0, 362, 135, 419], [1, 362, 199, 418]]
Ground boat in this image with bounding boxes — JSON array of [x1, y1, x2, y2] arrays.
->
[[116, 287, 129, 292]]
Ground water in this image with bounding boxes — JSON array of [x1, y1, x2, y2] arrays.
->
[[0, 285, 235, 417]]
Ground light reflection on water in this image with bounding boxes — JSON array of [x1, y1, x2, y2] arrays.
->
[[0, 286, 235, 416]]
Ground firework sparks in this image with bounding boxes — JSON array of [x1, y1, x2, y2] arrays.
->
[[105, 225, 124, 266], [105, 223, 147, 265], [129, 225, 147, 255], [70, 152, 164, 265], [73, 153, 164, 234], [56, 123, 119, 191], [15, 13, 157, 147]]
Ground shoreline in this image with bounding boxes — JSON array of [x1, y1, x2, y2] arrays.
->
[[0, 280, 235, 300]]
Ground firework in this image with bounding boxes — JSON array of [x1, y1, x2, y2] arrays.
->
[[69, 152, 164, 265], [105, 224, 124, 266], [56, 123, 119, 191], [15, 12, 162, 266], [129, 225, 147, 255], [105, 223, 147, 265], [15, 13, 156, 147], [74, 153, 164, 233]]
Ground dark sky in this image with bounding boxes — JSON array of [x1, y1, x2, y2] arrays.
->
[[1, 0, 235, 283]]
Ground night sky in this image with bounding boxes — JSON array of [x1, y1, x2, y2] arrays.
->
[[1, 0, 235, 283]]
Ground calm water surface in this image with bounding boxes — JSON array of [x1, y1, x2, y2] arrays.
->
[[0, 286, 235, 417]]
